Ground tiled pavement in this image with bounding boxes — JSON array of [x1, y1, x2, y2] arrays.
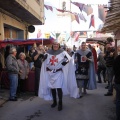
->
[[0, 89, 35, 107], [0, 89, 9, 106]]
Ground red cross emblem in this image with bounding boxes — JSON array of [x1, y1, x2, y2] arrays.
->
[[49, 56, 58, 66]]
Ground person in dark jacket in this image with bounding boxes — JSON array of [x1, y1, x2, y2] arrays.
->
[[6, 47, 21, 101], [104, 43, 115, 96], [32, 44, 45, 96], [113, 45, 120, 120], [97, 51, 106, 83]]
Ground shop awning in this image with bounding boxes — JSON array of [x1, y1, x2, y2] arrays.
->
[[0, 38, 54, 49]]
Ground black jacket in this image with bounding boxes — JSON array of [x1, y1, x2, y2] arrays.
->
[[113, 55, 120, 84]]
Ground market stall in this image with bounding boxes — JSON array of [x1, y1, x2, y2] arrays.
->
[[0, 38, 54, 49], [0, 38, 54, 92]]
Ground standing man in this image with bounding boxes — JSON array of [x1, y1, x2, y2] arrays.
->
[[113, 45, 120, 120], [97, 51, 106, 83], [32, 44, 45, 96], [38, 41, 79, 111], [6, 47, 20, 101], [104, 43, 115, 96], [75, 42, 94, 97]]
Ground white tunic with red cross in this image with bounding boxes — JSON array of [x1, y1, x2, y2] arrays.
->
[[46, 52, 66, 88]]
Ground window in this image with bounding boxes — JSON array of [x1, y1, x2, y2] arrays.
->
[[4, 25, 24, 40]]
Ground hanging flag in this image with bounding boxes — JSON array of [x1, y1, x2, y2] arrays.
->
[[44, 5, 53, 12], [98, 5, 107, 22], [56, 8, 70, 13], [83, 5, 93, 16], [71, 13, 80, 24], [89, 15, 95, 28], [73, 32, 80, 41], [79, 13, 87, 22], [71, 13, 76, 22], [56, 8, 65, 13], [75, 14, 80, 24], [71, 2, 84, 11]]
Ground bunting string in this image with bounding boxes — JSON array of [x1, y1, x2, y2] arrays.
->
[[44, 2, 107, 29]]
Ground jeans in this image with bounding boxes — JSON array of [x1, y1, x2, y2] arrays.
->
[[97, 66, 106, 82], [35, 67, 41, 95], [8, 74, 18, 99], [106, 67, 114, 93], [115, 84, 120, 120]]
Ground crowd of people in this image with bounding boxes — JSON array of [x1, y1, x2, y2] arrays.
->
[[3, 41, 97, 107], [0, 37, 120, 119]]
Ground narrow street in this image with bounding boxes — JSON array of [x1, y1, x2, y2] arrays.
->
[[0, 83, 116, 120]]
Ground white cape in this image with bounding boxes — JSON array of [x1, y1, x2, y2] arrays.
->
[[38, 51, 79, 100]]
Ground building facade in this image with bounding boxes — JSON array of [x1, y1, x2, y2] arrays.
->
[[0, 0, 44, 41]]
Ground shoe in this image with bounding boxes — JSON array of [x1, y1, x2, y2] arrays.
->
[[58, 105, 62, 111], [105, 86, 109, 89], [83, 91, 87, 94], [104, 92, 113, 96], [104, 80, 106, 83], [97, 81, 102, 83], [77, 96, 83, 99], [35, 93, 38, 96], [51, 102, 57, 108], [9, 98, 18, 101]]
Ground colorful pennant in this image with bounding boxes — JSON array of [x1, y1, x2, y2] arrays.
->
[[71, 2, 84, 12], [79, 13, 87, 22], [83, 5, 93, 16], [89, 15, 95, 28], [44, 5, 53, 12], [98, 5, 107, 22]]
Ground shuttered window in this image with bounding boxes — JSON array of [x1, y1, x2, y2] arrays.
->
[[4, 28, 17, 40]]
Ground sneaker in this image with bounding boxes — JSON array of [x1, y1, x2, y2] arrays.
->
[[105, 86, 109, 89], [104, 92, 113, 96], [97, 81, 102, 83], [51, 102, 57, 108], [58, 105, 62, 111], [9, 98, 18, 101], [77, 96, 83, 99], [104, 80, 106, 83]]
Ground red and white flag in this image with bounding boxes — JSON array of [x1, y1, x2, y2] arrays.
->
[[74, 14, 80, 24], [71, 13, 80, 24], [89, 15, 95, 28], [56, 8, 64, 13]]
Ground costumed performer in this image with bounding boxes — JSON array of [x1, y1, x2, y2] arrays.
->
[[87, 44, 97, 90], [38, 40, 79, 111], [75, 42, 97, 98]]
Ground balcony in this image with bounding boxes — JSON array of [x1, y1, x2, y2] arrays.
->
[[0, 0, 44, 25]]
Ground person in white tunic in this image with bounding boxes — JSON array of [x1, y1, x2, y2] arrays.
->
[[38, 41, 79, 111]]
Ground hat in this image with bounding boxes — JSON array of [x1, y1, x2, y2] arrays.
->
[[53, 39, 59, 43]]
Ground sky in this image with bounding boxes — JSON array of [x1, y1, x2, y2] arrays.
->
[[29, 0, 109, 39], [43, 0, 109, 32], [44, 0, 109, 6]]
